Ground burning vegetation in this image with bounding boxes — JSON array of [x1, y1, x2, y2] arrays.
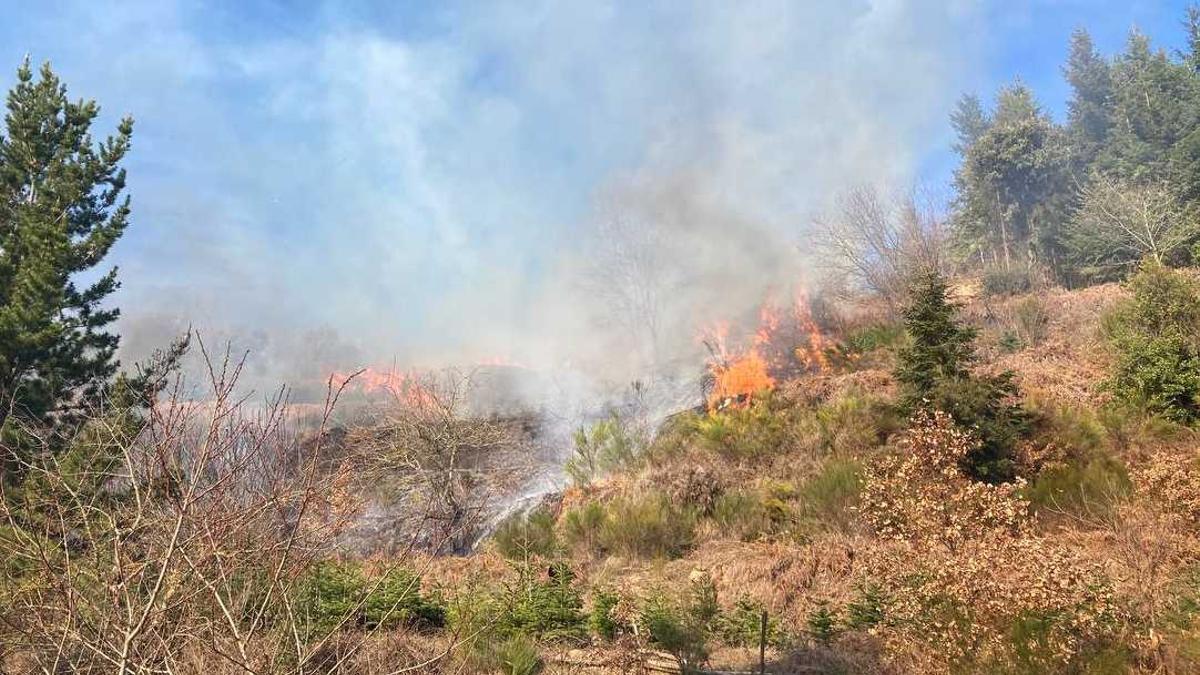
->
[[16, 7, 1200, 674], [702, 288, 832, 410]]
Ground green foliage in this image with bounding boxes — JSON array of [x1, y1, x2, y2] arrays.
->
[[717, 596, 782, 648], [1102, 261, 1200, 422], [896, 272, 1031, 481], [835, 322, 907, 368], [1024, 454, 1131, 519], [692, 398, 788, 460], [560, 492, 696, 559], [794, 458, 863, 530], [0, 60, 137, 476], [565, 413, 640, 486], [954, 83, 1073, 273], [362, 567, 446, 630], [641, 595, 709, 667], [599, 494, 696, 559], [497, 635, 543, 675], [589, 589, 620, 641], [496, 561, 587, 642], [494, 506, 560, 560], [813, 392, 898, 455], [895, 271, 977, 400], [560, 500, 606, 553], [806, 601, 841, 646], [1010, 296, 1050, 347], [711, 489, 775, 541], [845, 584, 885, 630], [291, 561, 445, 640]]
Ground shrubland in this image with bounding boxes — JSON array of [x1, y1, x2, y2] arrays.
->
[[12, 7, 1200, 674]]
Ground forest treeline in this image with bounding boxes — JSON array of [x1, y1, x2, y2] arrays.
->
[[951, 13, 1200, 284]]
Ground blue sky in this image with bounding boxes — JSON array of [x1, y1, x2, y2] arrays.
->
[[1, 1, 1196, 385]]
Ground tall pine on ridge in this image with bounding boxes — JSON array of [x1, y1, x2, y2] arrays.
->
[[0, 59, 132, 480]]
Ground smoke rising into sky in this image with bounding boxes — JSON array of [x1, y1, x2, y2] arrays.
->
[[2, 0, 1193, 396]]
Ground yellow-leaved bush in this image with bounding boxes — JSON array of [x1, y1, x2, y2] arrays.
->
[[857, 411, 1124, 671]]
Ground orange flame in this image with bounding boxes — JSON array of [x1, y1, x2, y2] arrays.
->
[[328, 367, 436, 409], [699, 286, 831, 411]]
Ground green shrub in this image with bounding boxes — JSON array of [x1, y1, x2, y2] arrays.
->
[[640, 594, 710, 667], [1102, 261, 1200, 423], [565, 413, 641, 486], [1024, 454, 1130, 520], [814, 392, 898, 455], [598, 494, 697, 559], [806, 601, 840, 645], [717, 596, 782, 648], [842, 322, 906, 355], [794, 458, 863, 531], [711, 489, 775, 541], [292, 561, 364, 638], [498, 635, 543, 675], [494, 506, 560, 560], [560, 501, 606, 553], [998, 330, 1023, 353], [845, 583, 885, 630], [692, 399, 789, 460], [1011, 295, 1050, 346], [589, 589, 620, 641], [362, 567, 445, 630], [497, 561, 587, 642], [292, 561, 445, 639]]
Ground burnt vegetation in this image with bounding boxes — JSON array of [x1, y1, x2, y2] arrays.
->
[[11, 8, 1200, 675]]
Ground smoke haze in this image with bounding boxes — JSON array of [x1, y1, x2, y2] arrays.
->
[[2, 1, 1036, 395]]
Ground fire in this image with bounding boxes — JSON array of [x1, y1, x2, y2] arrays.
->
[[700, 286, 831, 411], [328, 367, 436, 408], [706, 348, 775, 410]]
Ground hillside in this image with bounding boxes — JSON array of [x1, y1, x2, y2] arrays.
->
[[316, 275, 1197, 674]]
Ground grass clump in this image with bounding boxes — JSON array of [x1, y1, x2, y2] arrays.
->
[[494, 506, 560, 560], [1024, 453, 1130, 520], [560, 492, 696, 559], [497, 635, 543, 675], [565, 413, 641, 486], [794, 458, 863, 531]]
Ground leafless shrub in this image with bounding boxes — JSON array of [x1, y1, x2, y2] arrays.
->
[[0, 342, 458, 674], [815, 185, 948, 312], [1067, 174, 1200, 277], [354, 368, 530, 554]]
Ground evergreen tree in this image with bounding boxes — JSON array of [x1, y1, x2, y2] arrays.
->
[[1102, 30, 1199, 183], [0, 60, 133, 480], [1064, 28, 1114, 171], [955, 84, 1072, 272], [950, 93, 990, 156], [895, 271, 1029, 482], [894, 271, 976, 403]]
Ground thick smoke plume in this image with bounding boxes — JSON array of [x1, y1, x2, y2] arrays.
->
[[3, 1, 987, 396]]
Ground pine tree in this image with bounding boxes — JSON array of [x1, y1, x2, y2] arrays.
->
[[0, 59, 133, 479], [1064, 28, 1114, 171], [950, 93, 990, 156], [894, 271, 976, 405], [956, 83, 1072, 273], [895, 271, 1029, 482]]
